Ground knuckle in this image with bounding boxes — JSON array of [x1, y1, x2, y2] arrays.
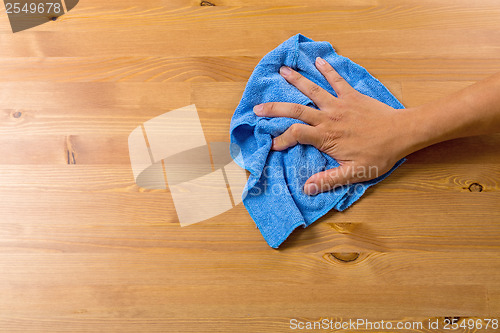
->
[[322, 171, 337, 188], [326, 171, 337, 183], [327, 112, 343, 122], [278, 135, 286, 146], [332, 75, 345, 84], [308, 84, 322, 96], [292, 72, 303, 82], [267, 102, 276, 113], [324, 66, 336, 74], [290, 104, 304, 119], [289, 123, 302, 138]]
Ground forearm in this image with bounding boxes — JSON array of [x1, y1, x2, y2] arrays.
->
[[401, 72, 500, 156]]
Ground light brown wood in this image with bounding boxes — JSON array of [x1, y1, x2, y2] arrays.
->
[[0, 0, 499, 332]]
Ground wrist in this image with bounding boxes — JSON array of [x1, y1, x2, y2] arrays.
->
[[391, 106, 436, 158]]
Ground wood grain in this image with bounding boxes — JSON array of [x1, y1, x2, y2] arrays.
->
[[0, 0, 499, 331]]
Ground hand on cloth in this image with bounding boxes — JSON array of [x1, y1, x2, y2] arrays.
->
[[253, 57, 410, 195]]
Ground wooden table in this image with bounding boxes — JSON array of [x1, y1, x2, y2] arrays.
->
[[0, 0, 499, 331]]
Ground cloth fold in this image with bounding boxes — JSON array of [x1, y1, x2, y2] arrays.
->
[[229, 34, 405, 248]]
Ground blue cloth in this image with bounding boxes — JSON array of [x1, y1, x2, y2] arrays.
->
[[229, 33, 405, 248]]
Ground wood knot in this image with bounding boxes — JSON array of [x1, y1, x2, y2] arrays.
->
[[12, 111, 22, 118], [468, 183, 483, 192], [200, 0, 216, 5], [327, 222, 357, 234], [329, 252, 360, 263]]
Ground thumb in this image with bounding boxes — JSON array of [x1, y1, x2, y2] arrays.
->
[[303, 164, 357, 195]]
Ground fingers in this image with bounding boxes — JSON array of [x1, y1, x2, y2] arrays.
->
[[272, 123, 321, 151], [303, 164, 358, 195], [278, 65, 334, 108], [253, 102, 324, 126], [315, 57, 355, 97]]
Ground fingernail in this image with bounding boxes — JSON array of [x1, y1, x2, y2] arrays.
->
[[272, 138, 277, 149], [316, 57, 326, 66], [304, 183, 319, 195], [279, 66, 291, 76], [253, 104, 263, 115]]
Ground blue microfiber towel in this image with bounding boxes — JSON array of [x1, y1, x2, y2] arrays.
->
[[229, 33, 405, 248]]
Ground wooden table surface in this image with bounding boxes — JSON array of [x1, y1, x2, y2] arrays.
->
[[0, 0, 499, 332]]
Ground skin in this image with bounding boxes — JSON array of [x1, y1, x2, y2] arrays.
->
[[253, 57, 500, 195]]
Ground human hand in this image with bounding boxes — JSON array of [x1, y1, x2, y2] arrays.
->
[[253, 57, 413, 195]]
